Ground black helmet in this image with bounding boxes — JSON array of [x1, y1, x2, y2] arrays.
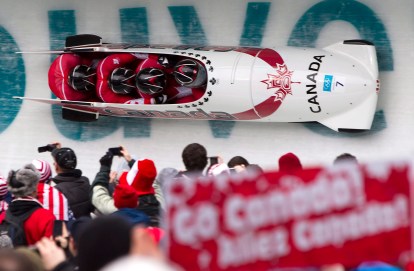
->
[[68, 65, 96, 91], [109, 68, 136, 95], [135, 68, 166, 96], [173, 59, 207, 87]]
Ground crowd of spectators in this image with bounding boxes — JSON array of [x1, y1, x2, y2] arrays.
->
[[0, 141, 372, 271]]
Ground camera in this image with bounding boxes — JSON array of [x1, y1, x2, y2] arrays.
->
[[108, 147, 123, 156], [38, 144, 58, 153]]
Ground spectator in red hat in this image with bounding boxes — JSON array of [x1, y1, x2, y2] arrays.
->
[[32, 159, 72, 221], [119, 159, 156, 194], [112, 184, 151, 227], [113, 184, 139, 209], [118, 159, 160, 227], [119, 145, 175, 211], [90, 147, 161, 226], [278, 152, 303, 174]]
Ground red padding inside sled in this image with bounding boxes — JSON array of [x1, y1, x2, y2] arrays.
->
[[48, 54, 97, 101]]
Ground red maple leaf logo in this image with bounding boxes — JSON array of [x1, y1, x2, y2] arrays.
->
[[261, 63, 299, 101]]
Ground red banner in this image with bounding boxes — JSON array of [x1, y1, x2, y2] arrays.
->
[[165, 162, 413, 271]]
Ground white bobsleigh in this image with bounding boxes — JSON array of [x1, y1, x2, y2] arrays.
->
[[18, 34, 379, 131]]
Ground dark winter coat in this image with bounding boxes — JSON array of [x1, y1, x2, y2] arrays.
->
[[136, 194, 160, 227], [52, 169, 93, 218]]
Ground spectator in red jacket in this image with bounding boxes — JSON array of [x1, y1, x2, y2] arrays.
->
[[6, 164, 55, 246]]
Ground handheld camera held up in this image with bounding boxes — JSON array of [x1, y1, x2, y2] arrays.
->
[[38, 144, 58, 153]]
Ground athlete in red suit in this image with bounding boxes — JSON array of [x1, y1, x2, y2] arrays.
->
[[96, 53, 141, 103], [49, 52, 207, 104], [49, 54, 100, 101], [135, 55, 206, 104]]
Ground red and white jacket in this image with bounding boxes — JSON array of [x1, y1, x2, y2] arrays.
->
[[37, 183, 70, 221]]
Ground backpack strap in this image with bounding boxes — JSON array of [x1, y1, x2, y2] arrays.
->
[[3, 206, 40, 246]]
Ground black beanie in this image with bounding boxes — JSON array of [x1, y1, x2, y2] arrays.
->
[[77, 216, 133, 271], [52, 148, 77, 170]]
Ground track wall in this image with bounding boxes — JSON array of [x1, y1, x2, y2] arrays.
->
[[0, 0, 413, 178]]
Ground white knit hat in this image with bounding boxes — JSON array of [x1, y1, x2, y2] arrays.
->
[[0, 176, 8, 199]]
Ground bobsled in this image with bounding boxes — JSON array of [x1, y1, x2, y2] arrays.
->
[[18, 34, 379, 131]]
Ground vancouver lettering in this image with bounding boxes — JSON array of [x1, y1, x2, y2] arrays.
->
[[306, 55, 325, 113]]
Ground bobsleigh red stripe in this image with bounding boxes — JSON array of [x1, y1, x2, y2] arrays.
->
[[233, 48, 285, 119], [233, 97, 282, 119]]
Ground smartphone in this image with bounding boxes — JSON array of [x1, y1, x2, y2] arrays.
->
[[53, 220, 64, 238], [209, 156, 219, 165], [108, 147, 123, 156]]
